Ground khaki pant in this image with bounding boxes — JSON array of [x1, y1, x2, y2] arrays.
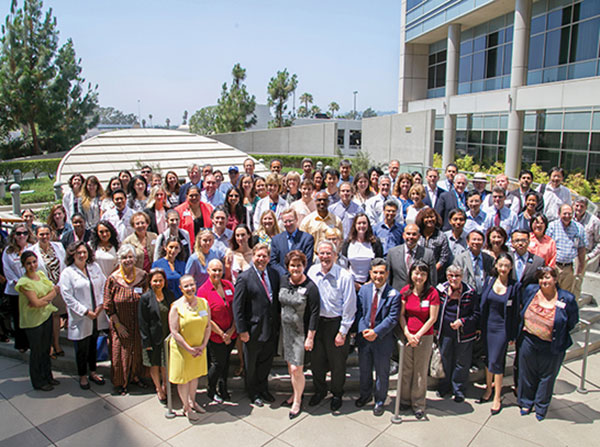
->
[[400, 334, 433, 412], [557, 264, 576, 295]]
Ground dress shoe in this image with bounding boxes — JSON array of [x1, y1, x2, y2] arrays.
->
[[309, 392, 326, 407], [217, 382, 231, 401], [477, 393, 492, 404], [79, 380, 90, 390], [260, 391, 275, 403], [34, 384, 54, 392], [414, 410, 425, 420], [207, 389, 223, 403], [520, 407, 532, 416], [89, 374, 105, 385], [373, 402, 384, 417], [436, 390, 448, 398], [289, 407, 302, 420], [330, 396, 342, 412], [252, 396, 264, 407], [48, 378, 60, 386], [490, 404, 502, 416], [535, 413, 545, 421], [454, 394, 465, 403], [355, 396, 371, 408]]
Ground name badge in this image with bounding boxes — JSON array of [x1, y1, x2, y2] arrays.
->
[[134, 287, 143, 294], [181, 239, 188, 245], [421, 300, 430, 308], [507, 300, 513, 307], [225, 289, 233, 296], [298, 287, 307, 295], [183, 211, 191, 217], [198, 310, 208, 317], [555, 301, 566, 309], [151, 240, 156, 245]]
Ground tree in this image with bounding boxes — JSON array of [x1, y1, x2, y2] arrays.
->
[[182, 110, 188, 125], [97, 106, 138, 125], [362, 107, 377, 118], [267, 69, 297, 128], [0, 0, 98, 155], [298, 92, 313, 117], [214, 63, 256, 133], [148, 114, 153, 127], [310, 105, 321, 117], [189, 106, 217, 135], [328, 101, 339, 118], [165, 118, 170, 128], [296, 105, 308, 118], [141, 118, 146, 128]]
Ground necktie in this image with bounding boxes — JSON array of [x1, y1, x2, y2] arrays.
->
[[118, 209, 124, 220], [516, 256, 525, 280], [474, 256, 483, 293], [494, 209, 501, 227], [260, 270, 271, 301], [406, 249, 413, 270], [369, 288, 379, 329]]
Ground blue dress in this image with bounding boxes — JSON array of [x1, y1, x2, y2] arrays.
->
[[152, 257, 186, 298], [483, 287, 509, 374]]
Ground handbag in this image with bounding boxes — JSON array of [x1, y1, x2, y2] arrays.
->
[[429, 337, 445, 379]]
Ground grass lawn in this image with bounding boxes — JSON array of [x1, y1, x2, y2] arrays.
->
[[0, 176, 56, 205]]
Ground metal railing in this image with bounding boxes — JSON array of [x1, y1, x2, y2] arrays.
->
[[574, 317, 599, 394], [391, 340, 405, 424], [164, 334, 176, 419]]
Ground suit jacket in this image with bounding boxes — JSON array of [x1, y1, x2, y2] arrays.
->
[[423, 186, 444, 208], [60, 229, 91, 250], [507, 188, 544, 214], [138, 288, 176, 349], [386, 244, 437, 292], [233, 265, 280, 343], [143, 206, 168, 234], [511, 251, 545, 288], [356, 283, 400, 351], [435, 190, 463, 231], [269, 230, 314, 277], [453, 249, 494, 291]]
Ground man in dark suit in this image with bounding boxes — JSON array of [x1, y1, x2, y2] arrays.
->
[[269, 208, 314, 276], [423, 167, 444, 208], [453, 230, 494, 294], [435, 173, 467, 230], [507, 169, 544, 215], [386, 224, 437, 292], [510, 229, 545, 287], [178, 164, 202, 204], [355, 259, 400, 416], [232, 243, 280, 407]]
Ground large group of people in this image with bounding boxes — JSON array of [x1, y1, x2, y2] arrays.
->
[[0, 157, 593, 423]]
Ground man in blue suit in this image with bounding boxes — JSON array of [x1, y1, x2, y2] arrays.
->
[[435, 173, 468, 230], [355, 258, 401, 416], [423, 168, 444, 208], [269, 208, 314, 276]]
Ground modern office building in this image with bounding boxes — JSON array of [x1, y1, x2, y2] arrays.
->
[[398, 0, 600, 178]]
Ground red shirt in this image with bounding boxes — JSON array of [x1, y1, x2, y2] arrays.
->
[[400, 285, 440, 335], [197, 278, 237, 343]]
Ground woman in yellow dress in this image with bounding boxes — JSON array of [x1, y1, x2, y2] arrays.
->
[[168, 275, 211, 420]]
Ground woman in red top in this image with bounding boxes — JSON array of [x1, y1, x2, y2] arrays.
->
[[399, 260, 440, 419], [174, 185, 213, 249], [197, 258, 236, 402]]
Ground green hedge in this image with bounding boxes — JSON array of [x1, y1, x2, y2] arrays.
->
[[0, 158, 61, 181], [253, 154, 340, 169]]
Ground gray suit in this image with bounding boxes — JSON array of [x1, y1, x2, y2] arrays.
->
[[511, 251, 545, 288], [386, 244, 437, 292], [453, 249, 494, 293]]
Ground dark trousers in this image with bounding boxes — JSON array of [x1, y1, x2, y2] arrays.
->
[[74, 332, 98, 377], [311, 317, 350, 398], [8, 294, 29, 351], [438, 334, 473, 397], [358, 337, 393, 404], [208, 340, 234, 392], [517, 332, 564, 417], [24, 316, 53, 389], [243, 335, 275, 399]]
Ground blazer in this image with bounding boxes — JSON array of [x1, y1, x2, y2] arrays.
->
[[511, 251, 545, 288], [174, 200, 213, 248], [435, 281, 480, 342], [435, 190, 465, 231], [453, 249, 494, 291], [60, 229, 91, 250], [143, 205, 169, 234], [269, 230, 314, 277], [386, 244, 437, 292], [507, 188, 544, 214], [122, 231, 159, 270], [356, 283, 400, 350], [233, 265, 280, 343], [423, 186, 444, 208], [138, 287, 176, 349], [480, 277, 521, 342], [518, 284, 578, 355]]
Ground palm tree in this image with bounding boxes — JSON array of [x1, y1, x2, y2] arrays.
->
[[328, 101, 340, 118], [310, 105, 321, 118], [166, 118, 171, 128], [299, 93, 313, 113]]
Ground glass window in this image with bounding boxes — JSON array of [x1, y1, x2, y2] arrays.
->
[[456, 144, 467, 158], [531, 15, 546, 35], [593, 113, 600, 130], [568, 60, 597, 79], [482, 146, 498, 165], [436, 63, 446, 87], [434, 142, 443, 155], [562, 132, 589, 150], [486, 47, 500, 78], [505, 25, 514, 43], [466, 145, 481, 160], [472, 116, 483, 129], [542, 113, 563, 130], [503, 44, 513, 74], [523, 131, 537, 146], [460, 39, 473, 54], [564, 111, 591, 130], [487, 32, 499, 48], [337, 129, 345, 146], [459, 55, 472, 83], [528, 70, 543, 84], [484, 115, 499, 129], [561, 151, 587, 172], [499, 130, 507, 145], [529, 35, 545, 69], [435, 130, 443, 141], [579, 0, 600, 21], [538, 131, 561, 148], [523, 148, 537, 164], [437, 50, 447, 63], [474, 36, 486, 52], [472, 52, 485, 80], [456, 130, 468, 143], [457, 116, 468, 130], [547, 9, 563, 30], [544, 29, 561, 66], [562, 5, 573, 26], [435, 116, 444, 129], [569, 18, 600, 62], [524, 114, 538, 131], [429, 53, 436, 65], [590, 133, 600, 151], [483, 131, 498, 145], [428, 67, 436, 89], [588, 153, 600, 177], [499, 115, 508, 129], [536, 149, 561, 171], [469, 130, 482, 143]]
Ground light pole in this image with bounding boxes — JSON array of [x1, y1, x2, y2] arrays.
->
[[353, 91, 358, 120]]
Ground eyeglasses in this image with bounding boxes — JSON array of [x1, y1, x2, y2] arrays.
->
[[15, 231, 28, 236]]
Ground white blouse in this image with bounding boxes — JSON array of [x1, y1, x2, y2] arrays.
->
[[94, 246, 118, 278], [347, 241, 375, 283]]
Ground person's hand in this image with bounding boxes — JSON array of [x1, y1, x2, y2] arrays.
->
[[304, 337, 314, 351], [239, 332, 249, 343], [115, 322, 129, 339], [405, 332, 418, 347], [334, 333, 346, 347], [53, 285, 60, 295], [222, 332, 231, 345], [86, 310, 97, 320], [450, 319, 463, 331], [362, 329, 377, 342]]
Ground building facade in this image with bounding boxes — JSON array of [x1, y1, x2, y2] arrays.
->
[[399, 0, 600, 178]]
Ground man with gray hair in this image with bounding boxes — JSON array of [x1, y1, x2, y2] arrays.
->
[[307, 240, 357, 412], [365, 174, 403, 227], [178, 163, 202, 204], [435, 173, 468, 231]]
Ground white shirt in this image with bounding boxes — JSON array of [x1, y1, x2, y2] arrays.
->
[[347, 241, 375, 283], [365, 194, 403, 228], [253, 196, 289, 230], [103, 206, 134, 242]]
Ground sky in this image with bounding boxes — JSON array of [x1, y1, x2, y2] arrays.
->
[[1, 0, 401, 126]]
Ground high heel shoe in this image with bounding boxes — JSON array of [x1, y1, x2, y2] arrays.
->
[[477, 393, 492, 404], [289, 404, 302, 420], [490, 403, 502, 416]]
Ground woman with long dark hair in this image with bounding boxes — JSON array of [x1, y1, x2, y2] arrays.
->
[[340, 213, 383, 290], [80, 176, 105, 229], [63, 173, 85, 222], [127, 175, 149, 212], [90, 221, 120, 278], [224, 187, 247, 230], [415, 207, 450, 281], [398, 261, 440, 419], [484, 226, 509, 260], [164, 171, 181, 208], [352, 171, 374, 208], [102, 177, 123, 215], [47, 204, 72, 241]]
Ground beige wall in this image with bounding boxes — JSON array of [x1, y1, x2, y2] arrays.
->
[[362, 110, 435, 167], [210, 122, 338, 156]]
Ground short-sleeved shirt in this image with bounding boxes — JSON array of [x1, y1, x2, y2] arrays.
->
[[400, 285, 439, 336], [547, 219, 587, 263], [16, 271, 58, 328]]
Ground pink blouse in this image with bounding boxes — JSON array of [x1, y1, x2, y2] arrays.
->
[[528, 234, 556, 268]]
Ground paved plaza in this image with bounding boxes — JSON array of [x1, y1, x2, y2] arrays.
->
[[0, 351, 598, 447]]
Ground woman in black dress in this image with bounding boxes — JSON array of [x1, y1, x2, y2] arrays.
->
[[279, 250, 320, 419], [479, 252, 519, 415]]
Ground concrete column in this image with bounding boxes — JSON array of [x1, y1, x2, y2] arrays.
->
[[442, 23, 460, 169], [505, 0, 532, 178]]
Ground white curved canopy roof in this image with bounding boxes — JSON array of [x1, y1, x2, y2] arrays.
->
[[57, 128, 268, 185]]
